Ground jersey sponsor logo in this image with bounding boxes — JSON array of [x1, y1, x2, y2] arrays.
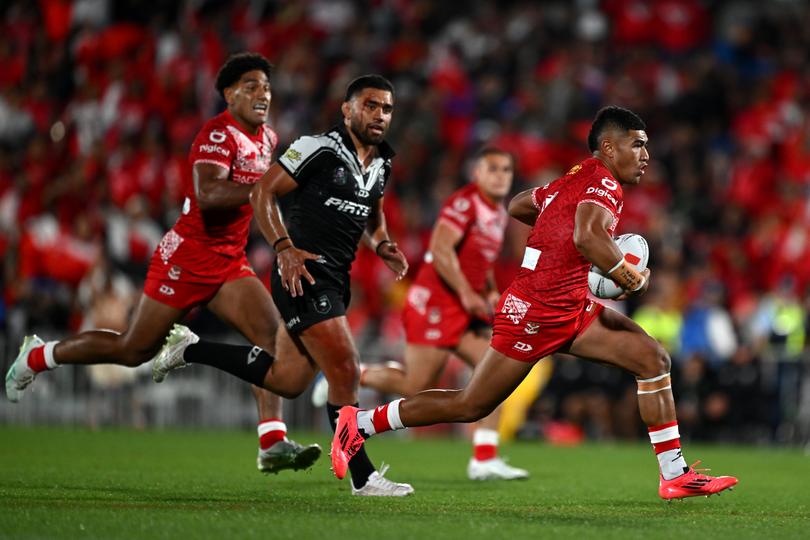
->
[[503, 293, 531, 324], [585, 186, 618, 206], [513, 341, 533, 352], [247, 346, 262, 364], [282, 147, 302, 162], [524, 322, 540, 335], [168, 265, 182, 280], [324, 196, 370, 217], [601, 177, 618, 190], [209, 130, 226, 143], [158, 284, 175, 296], [198, 144, 230, 157], [314, 294, 332, 314], [442, 207, 470, 224]]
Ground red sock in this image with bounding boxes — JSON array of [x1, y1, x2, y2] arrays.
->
[[648, 421, 680, 453], [474, 444, 497, 461], [258, 418, 287, 450], [27, 346, 48, 373]]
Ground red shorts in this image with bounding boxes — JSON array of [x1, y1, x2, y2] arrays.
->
[[143, 231, 256, 310], [402, 284, 485, 347], [490, 289, 603, 363]]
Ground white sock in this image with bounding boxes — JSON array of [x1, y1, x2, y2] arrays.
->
[[657, 448, 688, 480], [357, 399, 404, 437]]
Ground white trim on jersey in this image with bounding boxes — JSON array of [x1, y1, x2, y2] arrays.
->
[[193, 159, 231, 170]]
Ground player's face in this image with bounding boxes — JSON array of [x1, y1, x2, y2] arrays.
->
[[345, 88, 394, 146], [612, 129, 649, 184], [474, 153, 514, 201], [225, 70, 271, 130]]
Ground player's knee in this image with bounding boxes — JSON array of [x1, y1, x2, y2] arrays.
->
[[638, 339, 670, 378], [457, 393, 496, 423], [325, 357, 360, 390]]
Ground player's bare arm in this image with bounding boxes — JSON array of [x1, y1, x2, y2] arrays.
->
[[363, 197, 407, 279], [430, 220, 490, 318], [574, 202, 649, 295], [250, 163, 320, 297], [507, 189, 539, 226], [193, 163, 256, 210]]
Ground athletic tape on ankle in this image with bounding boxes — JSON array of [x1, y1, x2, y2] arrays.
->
[[44, 342, 59, 369], [258, 420, 287, 436], [473, 429, 500, 447], [388, 398, 404, 430], [637, 373, 671, 394]]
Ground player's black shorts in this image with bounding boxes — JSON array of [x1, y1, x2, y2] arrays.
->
[[270, 267, 351, 334]]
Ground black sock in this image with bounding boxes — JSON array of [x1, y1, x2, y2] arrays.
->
[[184, 342, 273, 387], [327, 402, 375, 488]]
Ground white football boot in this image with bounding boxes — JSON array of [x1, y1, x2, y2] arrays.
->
[[351, 464, 414, 496], [467, 457, 529, 481], [5, 335, 45, 403], [151, 324, 199, 383]]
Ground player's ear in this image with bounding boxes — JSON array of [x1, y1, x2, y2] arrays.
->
[[223, 86, 235, 106], [600, 136, 614, 159], [341, 100, 351, 121]]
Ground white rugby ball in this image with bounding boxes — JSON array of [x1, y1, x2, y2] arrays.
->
[[588, 233, 649, 299]]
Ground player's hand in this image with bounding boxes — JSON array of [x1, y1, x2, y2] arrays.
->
[[377, 241, 409, 280], [460, 288, 491, 320], [277, 247, 320, 297], [617, 268, 651, 300]]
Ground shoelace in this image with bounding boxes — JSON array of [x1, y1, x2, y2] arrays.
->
[[689, 460, 711, 474], [373, 463, 405, 490]]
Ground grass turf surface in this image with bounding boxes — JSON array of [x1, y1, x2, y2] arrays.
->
[[0, 427, 808, 539]]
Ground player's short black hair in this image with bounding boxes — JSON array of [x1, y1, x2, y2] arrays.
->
[[587, 106, 646, 153], [344, 74, 395, 102], [215, 52, 273, 99], [475, 147, 514, 166]]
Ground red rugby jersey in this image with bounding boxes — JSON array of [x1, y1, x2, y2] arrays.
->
[[171, 110, 277, 258], [511, 157, 623, 319], [413, 183, 508, 296]]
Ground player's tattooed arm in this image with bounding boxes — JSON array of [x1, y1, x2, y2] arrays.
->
[[193, 163, 255, 210], [574, 202, 649, 295], [507, 189, 539, 226]]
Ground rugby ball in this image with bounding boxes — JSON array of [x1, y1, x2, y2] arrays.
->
[[588, 233, 649, 299]]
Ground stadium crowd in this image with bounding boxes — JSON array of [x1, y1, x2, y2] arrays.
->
[[1, 0, 809, 445]]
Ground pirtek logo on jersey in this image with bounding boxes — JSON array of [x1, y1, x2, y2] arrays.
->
[[324, 197, 370, 217]]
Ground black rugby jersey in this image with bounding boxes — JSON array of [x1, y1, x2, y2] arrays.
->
[[277, 124, 395, 287]]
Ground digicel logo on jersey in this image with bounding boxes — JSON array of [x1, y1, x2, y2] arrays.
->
[[324, 197, 370, 217], [585, 186, 618, 206]]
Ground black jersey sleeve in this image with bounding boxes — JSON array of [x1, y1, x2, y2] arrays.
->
[[277, 135, 337, 186]]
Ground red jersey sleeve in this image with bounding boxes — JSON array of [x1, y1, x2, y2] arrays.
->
[[577, 174, 623, 221], [437, 189, 476, 237], [188, 123, 236, 171]]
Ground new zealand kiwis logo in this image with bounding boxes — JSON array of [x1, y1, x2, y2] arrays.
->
[[333, 166, 348, 186]]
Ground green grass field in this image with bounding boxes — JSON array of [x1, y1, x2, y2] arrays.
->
[[0, 427, 808, 539]]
